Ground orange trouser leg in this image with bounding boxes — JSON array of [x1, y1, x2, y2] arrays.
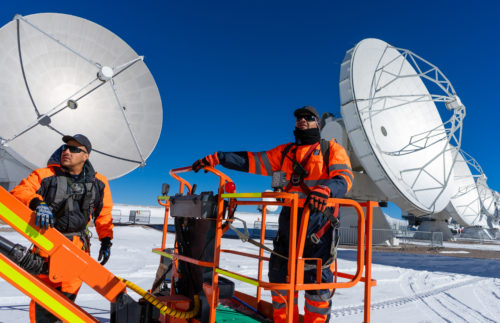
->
[[29, 236, 85, 322], [271, 290, 299, 323], [304, 292, 332, 323]]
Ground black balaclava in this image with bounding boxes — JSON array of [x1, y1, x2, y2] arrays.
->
[[293, 106, 321, 145], [294, 127, 321, 145]]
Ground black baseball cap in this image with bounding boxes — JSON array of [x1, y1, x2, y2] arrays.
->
[[294, 105, 319, 120], [62, 134, 92, 153]]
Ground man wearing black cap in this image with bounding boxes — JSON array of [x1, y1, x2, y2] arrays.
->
[[11, 134, 114, 323], [192, 106, 353, 322]]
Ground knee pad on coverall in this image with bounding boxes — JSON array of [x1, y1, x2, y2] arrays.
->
[[269, 264, 334, 322], [303, 267, 333, 323], [269, 253, 298, 322], [268, 233, 334, 322], [271, 289, 299, 323], [29, 235, 85, 323]]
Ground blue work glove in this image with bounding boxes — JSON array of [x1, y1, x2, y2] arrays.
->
[[98, 237, 112, 265], [35, 202, 54, 229]]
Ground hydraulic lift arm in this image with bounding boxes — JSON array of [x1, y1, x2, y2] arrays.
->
[[0, 186, 126, 322], [0, 252, 100, 323]]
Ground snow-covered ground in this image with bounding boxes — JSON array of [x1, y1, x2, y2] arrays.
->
[[1, 225, 500, 322]]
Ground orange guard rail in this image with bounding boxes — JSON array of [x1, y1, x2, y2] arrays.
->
[[154, 166, 376, 323]]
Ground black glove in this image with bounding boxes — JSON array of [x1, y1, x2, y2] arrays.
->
[[98, 237, 112, 265], [35, 202, 54, 229], [192, 153, 219, 172], [307, 185, 331, 213]]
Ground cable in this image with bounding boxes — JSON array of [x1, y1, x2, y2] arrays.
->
[[232, 295, 267, 318]]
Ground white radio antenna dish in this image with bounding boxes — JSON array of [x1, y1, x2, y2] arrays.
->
[[0, 13, 162, 180], [340, 38, 464, 215], [0, 149, 32, 190], [494, 191, 500, 222], [320, 115, 389, 204], [476, 175, 496, 218], [445, 148, 485, 226]]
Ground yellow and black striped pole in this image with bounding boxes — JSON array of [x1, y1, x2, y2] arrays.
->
[[117, 276, 200, 319]]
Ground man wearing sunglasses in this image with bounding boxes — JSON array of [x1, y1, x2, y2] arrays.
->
[[192, 106, 353, 323], [11, 134, 113, 323]]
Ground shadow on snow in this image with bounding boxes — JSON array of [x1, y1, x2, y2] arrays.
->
[[337, 249, 500, 279]]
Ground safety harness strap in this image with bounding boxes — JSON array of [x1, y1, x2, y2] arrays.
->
[[81, 182, 96, 222], [296, 143, 319, 169], [228, 222, 288, 260], [48, 167, 96, 224], [283, 142, 319, 194], [62, 231, 91, 252], [311, 204, 339, 244], [280, 139, 331, 194], [320, 139, 330, 173], [280, 143, 294, 168], [230, 214, 340, 270], [52, 168, 68, 215], [279, 139, 330, 169]]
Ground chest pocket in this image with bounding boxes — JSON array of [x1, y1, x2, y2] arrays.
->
[[306, 153, 327, 177], [280, 140, 330, 175]]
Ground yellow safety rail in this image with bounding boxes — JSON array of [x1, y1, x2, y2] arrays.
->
[[154, 165, 377, 322]]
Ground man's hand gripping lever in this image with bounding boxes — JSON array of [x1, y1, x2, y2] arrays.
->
[[35, 202, 54, 229], [192, 152, 220, 172], [307, 185, 331, 213]]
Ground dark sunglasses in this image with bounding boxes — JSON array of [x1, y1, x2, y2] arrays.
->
[[296, 114, 316, 122], [62, 144, 87, 154]]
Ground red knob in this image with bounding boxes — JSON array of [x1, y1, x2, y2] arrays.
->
[[225, 182, 236, 193]]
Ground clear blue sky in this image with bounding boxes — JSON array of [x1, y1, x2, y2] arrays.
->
[[2, 1, 499, 218]]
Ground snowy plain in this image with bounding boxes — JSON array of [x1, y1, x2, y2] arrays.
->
[[1, 225, 500, 323]]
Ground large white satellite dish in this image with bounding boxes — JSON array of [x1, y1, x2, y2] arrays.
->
[[320, 115, 388, 202], [320, 114, 393, 239], [339, 38, 464, 216], [494, 191, 500, 223], [0, 149, 32, 190], [0, 13, 162, 180], [444, 149, 485, 227], [476, 175, 496, 217], [495, 191, 500, 212]]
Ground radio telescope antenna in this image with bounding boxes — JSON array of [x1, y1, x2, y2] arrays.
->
[[450, 149, 483, 199], [0, 13, 162, 180], [340, 38, 463, 215], [494, 191, 500, 223], [445, 148, 485, 226], [476, 175, 496, 218]]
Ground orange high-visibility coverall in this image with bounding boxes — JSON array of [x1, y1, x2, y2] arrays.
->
[[216, 138, 353, 322], [11, 152, 113, 323]]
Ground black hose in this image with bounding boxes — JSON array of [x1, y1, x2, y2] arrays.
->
[[0, 235, 25, 262], [0, 235, 47, 275]]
